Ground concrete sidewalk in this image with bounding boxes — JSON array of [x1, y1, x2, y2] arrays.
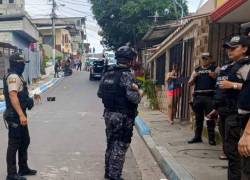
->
[[135, 98, 227, 180]]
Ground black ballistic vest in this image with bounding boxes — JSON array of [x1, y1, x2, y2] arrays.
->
[[214, 58, 250, 110], [101, 67, 138, 117], [194, 65, 216, 92], [3, 72, 29, 118]]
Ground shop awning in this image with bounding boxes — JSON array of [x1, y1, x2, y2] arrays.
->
[[211, 0, 250, 23]]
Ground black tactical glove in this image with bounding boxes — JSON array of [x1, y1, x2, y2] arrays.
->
[[27, 97, 34, 110]]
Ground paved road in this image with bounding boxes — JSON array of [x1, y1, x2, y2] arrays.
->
[[0, 71, 141, 180]]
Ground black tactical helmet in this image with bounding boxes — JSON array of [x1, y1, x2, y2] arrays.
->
[[115, 45, 137, 64], [9, 51, 28, 66]]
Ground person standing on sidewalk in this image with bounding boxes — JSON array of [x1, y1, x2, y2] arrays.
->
[[188, 52, 218, 145], [97, 45, 143, 180], [3, 52, 37, 180], [210, 35, 250, 180], [166, 64, 182, 124]]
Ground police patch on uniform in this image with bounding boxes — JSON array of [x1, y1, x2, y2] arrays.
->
[[8, 78, 17, 84]]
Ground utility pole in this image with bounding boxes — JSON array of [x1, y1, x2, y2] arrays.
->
[[51, 0, 57, 66], [148, 10, 163, 23], [174, 0, 184, 24]]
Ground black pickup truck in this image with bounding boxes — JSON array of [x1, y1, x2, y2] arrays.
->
[[89, 60, 104, 80]]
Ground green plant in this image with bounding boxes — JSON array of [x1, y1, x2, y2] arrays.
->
[[40, 56, 50, 75], [56, 56, 62, 61], [143, 80, 159, 110]]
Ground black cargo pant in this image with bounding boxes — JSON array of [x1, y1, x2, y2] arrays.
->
[[240, 115, 250, 180], [192, 95, 216, 141], [218, 111, 241, 180], [242, 157, 250, 180], [104, 111, 134, 179], [7, 125, 30, 175], [219, 114, 226, 154]]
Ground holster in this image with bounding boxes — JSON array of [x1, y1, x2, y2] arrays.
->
[[3, 109, 20, 128]]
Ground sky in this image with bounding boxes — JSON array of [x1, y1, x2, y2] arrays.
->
[[25, 0, 207, 53]]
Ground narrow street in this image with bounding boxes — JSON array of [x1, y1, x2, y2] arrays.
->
[[0, 71, 141, 180]]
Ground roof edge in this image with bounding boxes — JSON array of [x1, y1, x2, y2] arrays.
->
[[211, 0, 247, 22]]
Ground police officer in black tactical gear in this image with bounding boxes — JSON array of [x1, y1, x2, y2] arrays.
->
[[3, 51, 37, 180], [209, 35, 250, 180], [188, 52, 218, 145], [97, 45, 143, 180], [238, 70, 250, 180]]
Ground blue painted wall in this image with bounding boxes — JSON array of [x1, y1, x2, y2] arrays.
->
[[11, 32, 40, 83]]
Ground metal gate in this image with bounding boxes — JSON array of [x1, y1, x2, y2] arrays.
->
[[208, 23, 241, 65], [156, 53, 166, 85], [170, 38, 194, 121]]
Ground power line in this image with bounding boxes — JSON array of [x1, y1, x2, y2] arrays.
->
[[56, 0, 90, 6], [57, 7, 92, 17], [61, 6, 92, 15], [57, 0, 90, 4]]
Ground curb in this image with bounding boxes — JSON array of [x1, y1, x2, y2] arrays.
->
[[0, 78, 62, 113], [135, 117, 194, 180]]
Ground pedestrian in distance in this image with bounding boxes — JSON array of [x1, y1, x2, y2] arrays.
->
[[54, 60, 60, 78], [97, 45, 143, 180], [77, 59, 82, 71], [3, 51, 37, 180], [188, 52, 218, 146], [208, 35, 250, 180]]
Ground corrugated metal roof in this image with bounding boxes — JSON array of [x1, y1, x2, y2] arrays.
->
[[142, 23, 179, 42]]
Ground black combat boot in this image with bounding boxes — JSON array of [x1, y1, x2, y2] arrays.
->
[[18, 167, 37, 176], [207, 120, 216, 146], [188, 137, 203, 144], [6, 174, 26, 180], [209, 140, 216, 146], [109, 178, 124, 180], [188, 127, 203, 144], [104, 173, 109, 179]]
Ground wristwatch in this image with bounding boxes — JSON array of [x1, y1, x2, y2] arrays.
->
[[233, 83, 238, 90]]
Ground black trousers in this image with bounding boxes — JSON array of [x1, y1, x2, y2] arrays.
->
[[218, 112, 241, 180], [77, 64, 82, 71], [240, 115, 250, 180], [242, 157, 250, 180], [219, 114, 226, 154], [7, 125, 30, 175], [192, 95, 215, 141]]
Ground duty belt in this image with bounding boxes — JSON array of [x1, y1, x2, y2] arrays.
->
[[194, 90, 215, 96]]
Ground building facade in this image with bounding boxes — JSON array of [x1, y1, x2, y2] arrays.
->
[[0, 0, 41, 82], [0, 0, 25, 15]]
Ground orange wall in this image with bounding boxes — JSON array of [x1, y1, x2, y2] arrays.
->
[[215, 0, 227, 7]]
